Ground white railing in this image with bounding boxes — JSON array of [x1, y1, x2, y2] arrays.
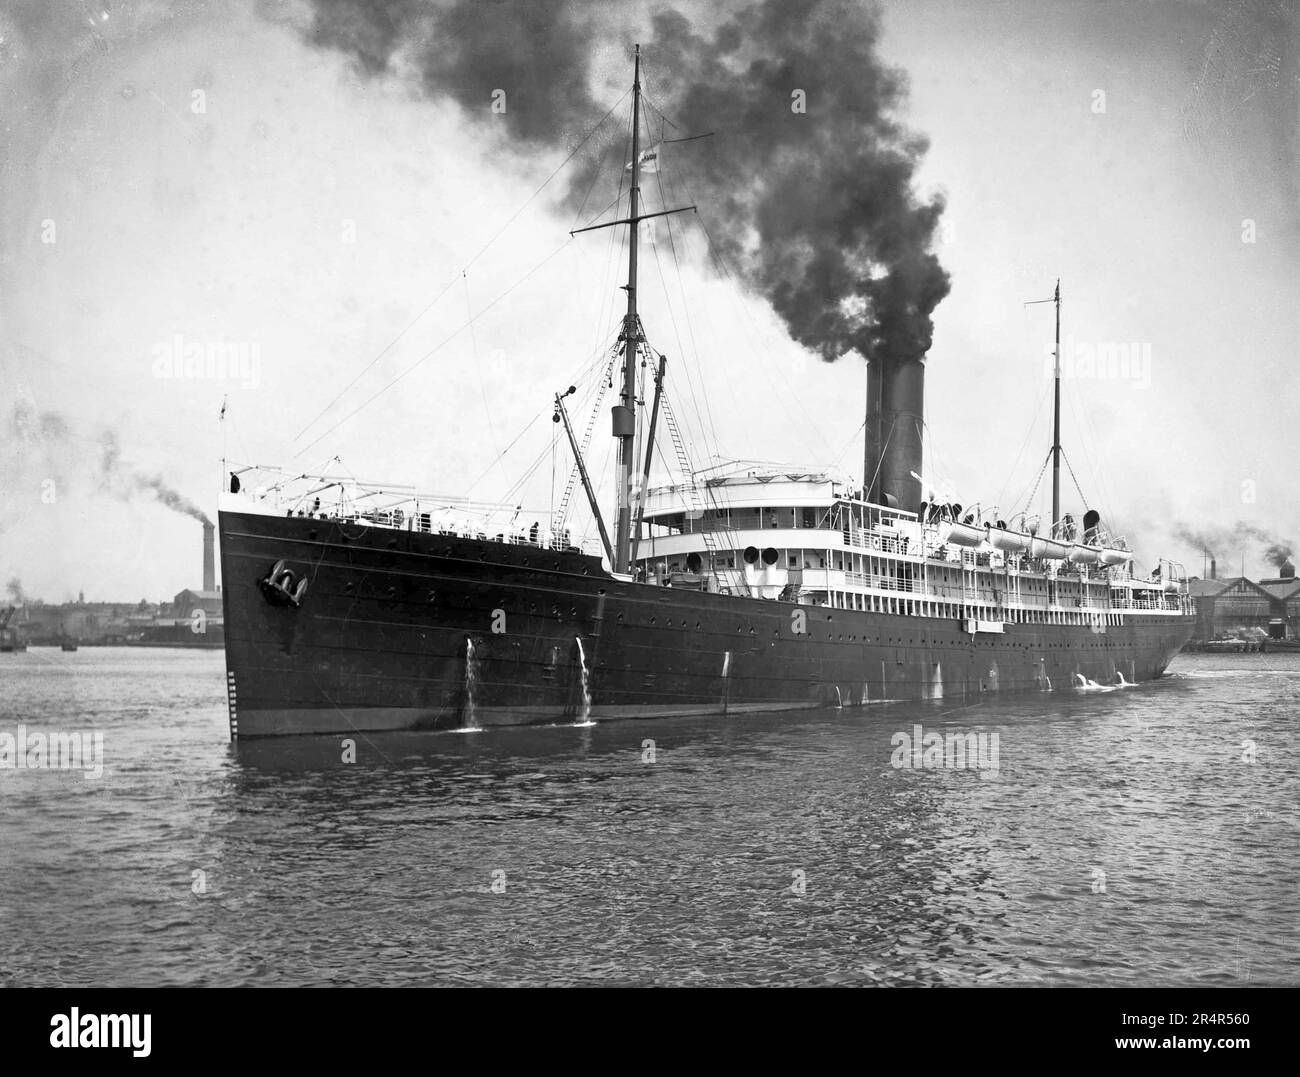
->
[[845, 571, 918, 593], [223, 465, 604, 557]]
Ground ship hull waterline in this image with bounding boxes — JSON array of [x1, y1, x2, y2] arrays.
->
[[219, 510, 1192, 739]]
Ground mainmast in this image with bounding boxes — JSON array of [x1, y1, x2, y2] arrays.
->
[[612, 45, 645, 573], [1051, 279, 1061, 533]]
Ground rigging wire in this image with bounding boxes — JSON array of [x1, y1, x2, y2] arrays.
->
[[1065, 378, 1128, 540], [1020, 450, 1053, 521], [294, 237, 575, 459], [465, 327, 621, 502], [462, 413, 544, 498], [644, 96, 727, 463], [644, 89, 835, 467], [290, 86, 631, 446], [462, 327, 623, 533], [994, 375, 1052, 514], [831, 417, 867, 470], [463, 271, 496, 451], [652, 164, 724, 463]]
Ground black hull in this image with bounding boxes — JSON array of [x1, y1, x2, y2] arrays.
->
[[219, 510, 1193, 738]]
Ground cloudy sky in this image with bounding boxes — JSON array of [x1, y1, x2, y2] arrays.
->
[[1, 0, 1295, 602]]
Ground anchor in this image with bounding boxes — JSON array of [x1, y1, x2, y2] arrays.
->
[[259, 559, 309, 608]]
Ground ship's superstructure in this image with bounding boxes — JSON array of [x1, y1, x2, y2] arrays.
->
[[634, 465, 1187, 629]]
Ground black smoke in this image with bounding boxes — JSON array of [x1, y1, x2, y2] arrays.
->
[[1264, 542, 1294, 570], [5, 403, 211, 525], [1174, 521, 1294, 569], [295, 0, 950, 362]]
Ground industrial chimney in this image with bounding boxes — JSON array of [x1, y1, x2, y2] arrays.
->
[[1210, 558, 1216, 581], [865, 355, 925, 511], [1283, 561, 1296, 579], [203, 521, 216, 592]]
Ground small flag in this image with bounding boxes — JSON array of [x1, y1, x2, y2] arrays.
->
[[219, 394, 227, 421], [625, 142, 662, 173]]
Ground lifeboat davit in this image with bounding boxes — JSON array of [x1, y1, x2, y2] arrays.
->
[[986, 526, 1032, 554]]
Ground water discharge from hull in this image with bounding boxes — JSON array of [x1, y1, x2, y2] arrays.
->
[[574, 637, 594, 726], [461, 637, 483, 732]]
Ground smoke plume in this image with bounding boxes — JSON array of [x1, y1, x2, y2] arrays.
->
[[5, 403, 211, 525], [1173, 521, 1294, 569], [1264, 542, 1294, 570], [6, 578, 25, 605], [296, 0, 950, 362]]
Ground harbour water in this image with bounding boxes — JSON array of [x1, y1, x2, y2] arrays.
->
[[1, 648, 1295, 986]]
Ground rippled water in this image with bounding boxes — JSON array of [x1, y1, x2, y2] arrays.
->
[[1, 647, 1296, 986]]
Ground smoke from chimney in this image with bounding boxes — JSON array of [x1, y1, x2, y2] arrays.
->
[[294, 0, 950, 366], [5, 578, 25, 605], [4, 402, 210, 525], [1174, 522, 1294, 575], [1264, 542, 1294, 571]]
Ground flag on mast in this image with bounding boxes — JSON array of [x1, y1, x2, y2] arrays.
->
[[625, 142, 662, 173]]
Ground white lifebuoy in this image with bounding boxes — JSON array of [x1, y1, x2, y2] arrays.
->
[[870, 535, 882, 551]]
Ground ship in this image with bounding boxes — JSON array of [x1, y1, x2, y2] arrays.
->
[[218, 47, 1193, 739]]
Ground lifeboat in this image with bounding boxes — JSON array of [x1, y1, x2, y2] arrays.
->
[[1066, 544, 1101, 564], [1098, 548, 1132, 566], [941, 521, 987, 548], [986, 526, 1032, 554], [1030, 537, 1070, 559]]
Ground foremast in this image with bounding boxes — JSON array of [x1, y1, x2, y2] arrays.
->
[[613, 45, 646, 574], [568, 45, 694, 574]]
